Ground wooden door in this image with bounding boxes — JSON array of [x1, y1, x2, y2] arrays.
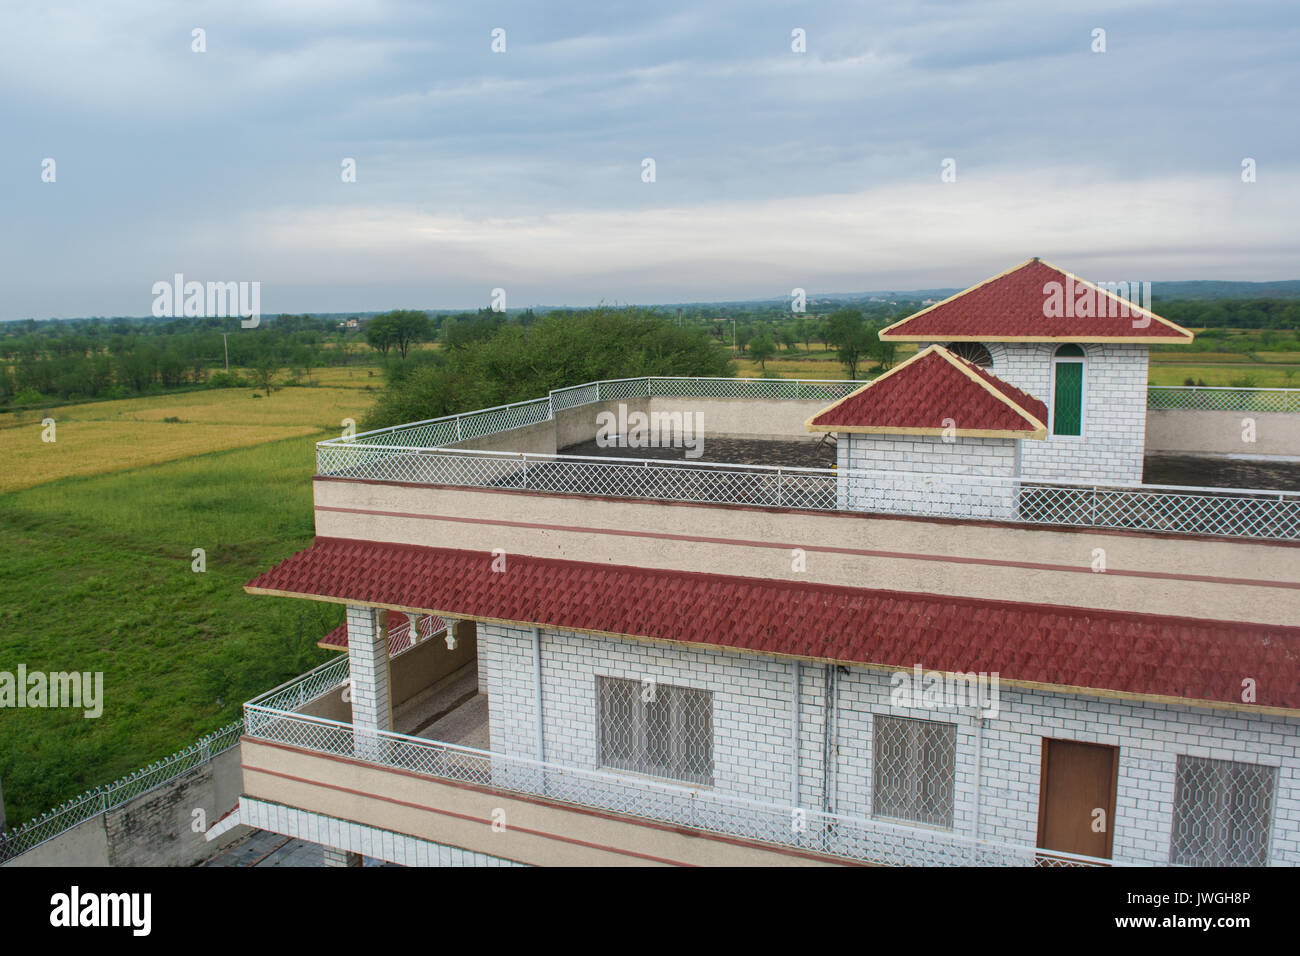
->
[[1036, 738, 1119, 861]]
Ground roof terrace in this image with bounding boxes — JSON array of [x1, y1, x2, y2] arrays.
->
[[316, 377, 1300, 541]]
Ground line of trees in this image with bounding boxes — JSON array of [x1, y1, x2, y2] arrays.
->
[[0, 314, 363, 407], [364, 306, 732, 429]]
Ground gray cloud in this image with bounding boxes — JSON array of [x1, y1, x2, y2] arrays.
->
[[2, 0, 1297, 318]]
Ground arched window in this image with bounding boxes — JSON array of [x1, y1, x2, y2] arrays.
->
[[1051, 344, 1086, 437], [945, 342, 993, 368]]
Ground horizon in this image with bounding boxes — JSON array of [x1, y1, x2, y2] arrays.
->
[[7, 273, 1300, 324]]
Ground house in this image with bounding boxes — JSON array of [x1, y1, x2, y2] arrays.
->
[[234, 260, 1300, 868]]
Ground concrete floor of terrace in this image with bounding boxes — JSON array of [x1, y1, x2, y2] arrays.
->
[[560, 436, 1300, 491], [393, 660, 491, 750]]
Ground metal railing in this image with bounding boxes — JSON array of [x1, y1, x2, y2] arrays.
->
[[316, 445, 1300, 540], [0, 719, 244, 862], [242, 692, 1117, 868], [329, 380, 1300, 457], [246, 655, 351, 714], [314, 378, 1300, 541], [1149, 386, 1300, 412]]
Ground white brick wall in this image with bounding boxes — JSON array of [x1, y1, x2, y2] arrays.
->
[[480, 623, 798, 805], [837, 434, 1019, 519], [478, 623, 1300, 865], [984, 342, 1149, 484]]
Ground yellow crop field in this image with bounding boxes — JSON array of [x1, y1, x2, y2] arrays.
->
[[0, 384, 376, 492]]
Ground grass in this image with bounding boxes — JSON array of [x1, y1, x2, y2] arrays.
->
[[0, 435, 345, 824], [0, 382, 377, 827], [0, 386, 369, 493]]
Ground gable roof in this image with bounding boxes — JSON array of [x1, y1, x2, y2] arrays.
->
[[879, 258, 1194, 343], [805, 345, 1048, 439], [246, 537, 1300, 714]]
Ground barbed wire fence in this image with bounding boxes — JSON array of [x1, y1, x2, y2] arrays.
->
[[0, 719, 244, 863]]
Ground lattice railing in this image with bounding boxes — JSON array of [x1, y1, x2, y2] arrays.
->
[[317, 446, 1300, 540], [326, 381, 1299, 463], [242, 702, 1118, 868], [1148, 386, 1300, 412], [0, 719, 244, 862], [247, 655, 350, 714]]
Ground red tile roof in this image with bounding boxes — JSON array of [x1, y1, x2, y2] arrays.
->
[[880, 259, 1193, 342], [251, 538, 1300, 712], [319, 613, 447, 653], [807, 345, 1048, 438]]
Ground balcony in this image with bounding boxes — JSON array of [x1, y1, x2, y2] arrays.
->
[[314, 377, 1300, 541], [241, 658, 1118, 868]]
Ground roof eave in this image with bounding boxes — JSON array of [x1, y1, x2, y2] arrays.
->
[[247, 585, 1300, 719], [879, 333, 1194, 344]]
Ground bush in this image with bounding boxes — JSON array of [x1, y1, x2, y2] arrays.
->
[[13, 388, 45, 406], [207, 372, 246, 389]]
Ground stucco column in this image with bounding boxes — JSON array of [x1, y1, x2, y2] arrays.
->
[[347, 606, 392, 761]]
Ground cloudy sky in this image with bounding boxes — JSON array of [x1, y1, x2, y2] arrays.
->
[[2, 0, 1297, 320]]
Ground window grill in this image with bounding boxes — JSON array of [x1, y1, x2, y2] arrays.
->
[[1170, 755, 1276, 866], [873, 715, 957, 828], [598, 676, 713, 786]]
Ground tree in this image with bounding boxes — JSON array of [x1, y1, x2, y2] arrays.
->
[[365, 319, 395, 356], [252, 359, 280, 397], [365, 306, 734, 430], [824, 308, 873, 379], [735, 325, 756, 353], [749, 335, 777, 370], [385, 310, 432, 359]]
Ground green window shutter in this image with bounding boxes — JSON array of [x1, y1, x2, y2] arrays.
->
[[1053, 362, 1083, 436]]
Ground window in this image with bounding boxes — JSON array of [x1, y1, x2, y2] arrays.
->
[[945, 342, 993, 368], [598, 676, 712, 785], [1170, 755, 1276, 866], [1051, 344, 1085, 437], [873, 715, 956, 828]]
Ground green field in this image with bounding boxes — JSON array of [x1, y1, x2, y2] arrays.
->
[[0, 395, 356, 824]]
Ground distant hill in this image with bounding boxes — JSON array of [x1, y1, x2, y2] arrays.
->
[[1149, 280, 1300, 301]]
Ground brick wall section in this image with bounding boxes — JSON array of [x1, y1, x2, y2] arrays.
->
[[480, 623, 798, 805], [984, 342, 1149, 483], [478, 623, 1300, 865], [837, 433, 1018, 519]]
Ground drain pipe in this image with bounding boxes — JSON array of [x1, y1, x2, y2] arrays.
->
[[790, 660, 801, 807], [531, 627, 545, 762], [972, 710, 984, 853], [822, 664, 838, 815]]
